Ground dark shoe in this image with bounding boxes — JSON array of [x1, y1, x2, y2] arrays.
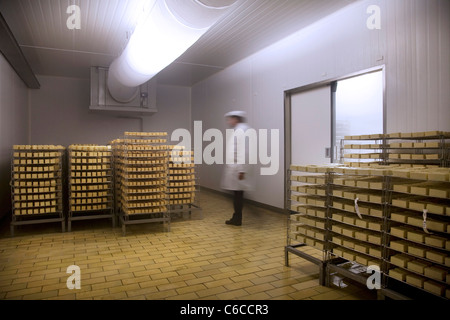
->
[[225, 218, 235, 225], [226, 219, 242, 226]]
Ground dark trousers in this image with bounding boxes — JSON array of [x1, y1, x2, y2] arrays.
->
[[233, 191, 244, 222]]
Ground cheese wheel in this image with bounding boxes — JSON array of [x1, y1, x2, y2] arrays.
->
[[354, 243, 369, 254], [391, 212, 409, 223], [407, 230, 425, 243], [426, 251, 447, 264], [342, 250, 355, 262], [406, 274, 425, 288], [408, 246, 426, 258], [407, 260, 432, 274], [391, 254, 413, 268], [368, 234, 382, 245], [424, 280, 446, 297], [369, 247, 382, 258], [389, 268, 409, 282], [355, 255, 369, 266], [425, 235, 446, 248], [424, 266, 447, 281]]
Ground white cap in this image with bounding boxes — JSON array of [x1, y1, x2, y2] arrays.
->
[[224, 111, 247, 119]]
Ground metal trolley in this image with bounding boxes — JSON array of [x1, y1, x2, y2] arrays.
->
[[67, 145, 115, 231], [167, 146, 202, 221], [285, 165, 333, 285], [286, 162, 450, 300], [341, 131, 450, 168], [112, 132, 170, 236], [10, 145, 65, 236]]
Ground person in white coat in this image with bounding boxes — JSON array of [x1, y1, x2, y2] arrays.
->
[[221, 111, 254, 226]]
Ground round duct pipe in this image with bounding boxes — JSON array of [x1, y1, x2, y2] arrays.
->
[[107, 0, 238, 103]]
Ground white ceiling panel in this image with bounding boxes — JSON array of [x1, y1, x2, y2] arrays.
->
[[0, 0, 360, 86]]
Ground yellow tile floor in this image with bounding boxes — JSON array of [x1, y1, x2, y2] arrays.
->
[[0, 190, 376, 300]]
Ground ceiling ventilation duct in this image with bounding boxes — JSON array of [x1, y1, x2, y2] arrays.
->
[[106, 0, 238, 104]]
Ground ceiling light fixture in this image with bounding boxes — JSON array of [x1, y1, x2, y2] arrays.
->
[[107, 0, 238, 103]]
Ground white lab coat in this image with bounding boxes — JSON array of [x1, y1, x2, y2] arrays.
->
[[221, 123, 255, 192]]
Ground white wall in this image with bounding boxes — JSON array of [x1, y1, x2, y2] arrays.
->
[[0, 53, 30, 219], [192, 0, 450, 209], [151, 84, 192, 136], [29, 76, 192, 146], [385, 0, 450, 132]]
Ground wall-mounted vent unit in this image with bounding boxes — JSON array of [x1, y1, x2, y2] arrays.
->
[[89, 66, 157, 115]]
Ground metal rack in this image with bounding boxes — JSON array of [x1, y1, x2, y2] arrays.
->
[[10, 145, 65, 236], [285, 163, 449, 300], [384, 131, 450, 167], [113, 132, 170, 236], [340, 134, 385, 167], [286, 165, 334, 285], [67, 145, 115, 231], [326, 166, 391, 292], [382, 169, 450, 300], [167, 145, 202, 220], [341, 131, 450, 168]]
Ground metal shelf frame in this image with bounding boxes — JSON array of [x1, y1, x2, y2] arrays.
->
[[341, 133, 450, 167], [10, 146, 66, 236], [168, 183, 203, 220], [382, 174, 450, 300], [286, 164, 449, 300], [113, 134, 171, 236], [67, 145, 116, 232], [167, 148, 202, 220], [285, 169, 332, 286]]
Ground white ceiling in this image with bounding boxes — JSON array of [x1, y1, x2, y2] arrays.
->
[[0, 0, 359, 86]]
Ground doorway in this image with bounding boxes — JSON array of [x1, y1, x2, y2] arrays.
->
[[285, 68, 385, 170]]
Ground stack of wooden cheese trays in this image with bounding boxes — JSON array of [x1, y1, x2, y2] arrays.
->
[[9, 134, 201, 237], [167, 145, 201, 219], [67, 144, 114, 231], [288, 156, 449, 299], [10, 145, 65, 235], [341, 130, 450, 167], [112, 132, 170, 235]]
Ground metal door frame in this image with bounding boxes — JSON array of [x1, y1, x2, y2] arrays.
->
[[284, 65, 386, 212]]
